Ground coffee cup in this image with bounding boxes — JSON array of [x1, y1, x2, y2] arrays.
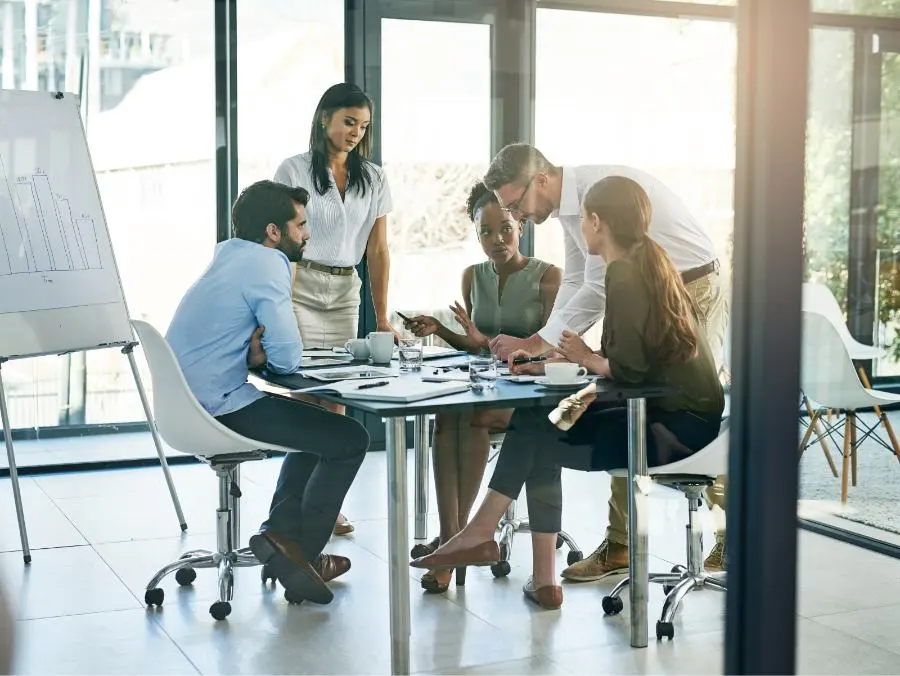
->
[[344, 338, 370, 361], [544, 362, 588, 384], [367, 331, 394, 364]]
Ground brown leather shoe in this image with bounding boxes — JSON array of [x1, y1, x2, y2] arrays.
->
[[249, 531, 333, 604], [314, 553, 351, 582], [333, 513, 355, 536], [523, 576, 563, 610], [410, 540, 500, 569]]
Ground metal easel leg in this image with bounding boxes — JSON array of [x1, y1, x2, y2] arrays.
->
[[0, 360, 31, 563], [123, 344, 187, 531]]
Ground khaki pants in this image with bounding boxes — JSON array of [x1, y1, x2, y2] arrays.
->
[[606, 269, 729, 546], [291, 264, 362, 348]]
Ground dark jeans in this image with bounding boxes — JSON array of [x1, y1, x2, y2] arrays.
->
[[216, 393, 369, 559], [488, 404, 721, 534]]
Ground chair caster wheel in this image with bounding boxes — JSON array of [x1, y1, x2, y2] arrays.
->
[[284, 590, 304, 605], [261, 564, 277, 585], [175, 567, 196, 586], [490, 561, 511, 578], [210, 601, 231, 621], [656, 621, 674, 640], [144, 587, 164, 607], [602, 595, 623, 615], [566, 550, 583, 566]]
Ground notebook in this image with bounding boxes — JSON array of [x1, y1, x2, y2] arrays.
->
[[293, 378, 470, 403]]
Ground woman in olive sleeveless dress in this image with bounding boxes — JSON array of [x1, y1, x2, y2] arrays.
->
[[405, 182, 561, 593]]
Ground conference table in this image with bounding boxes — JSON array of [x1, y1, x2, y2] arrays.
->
[[261, 357, 675, 675]]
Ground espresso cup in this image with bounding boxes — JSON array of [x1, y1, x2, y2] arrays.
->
[[367, 331, 394, 364], [344, 338, 370, 361], [544, 362, 588, 384]]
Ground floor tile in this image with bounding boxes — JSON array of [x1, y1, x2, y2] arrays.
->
[[0, 546, 140, 620], [0, 477, 86, 553], [811, 604, 900, 658], [13, 608, 198, 675], [797, 617, 900, 674]]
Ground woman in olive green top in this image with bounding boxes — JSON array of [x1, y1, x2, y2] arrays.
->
[[411, 176, 724, 610], [403, 182, 561, 594]]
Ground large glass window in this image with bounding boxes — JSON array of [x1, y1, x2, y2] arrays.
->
[[236, 1, 344, 187], [0, 0, 214, 427], [379, 18, 492, 330], [534, 9, 736, 347], [84, 0, 215, 423]]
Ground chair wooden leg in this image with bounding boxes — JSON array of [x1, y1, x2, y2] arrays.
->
[[849, 411, 858, 488], [803, 395, 839, 477], [841, 411, 851, 504], [799, 410, 818, 457], [857, 367, 900, 463]]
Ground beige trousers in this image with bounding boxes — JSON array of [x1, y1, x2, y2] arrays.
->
[[292, 264, 362, 348], [607, 269, 730, 546]]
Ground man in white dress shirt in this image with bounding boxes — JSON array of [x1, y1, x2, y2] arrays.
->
[[483, 143, 729, 580]]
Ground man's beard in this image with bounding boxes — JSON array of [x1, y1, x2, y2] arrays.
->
[[280, 240, 306, 263]]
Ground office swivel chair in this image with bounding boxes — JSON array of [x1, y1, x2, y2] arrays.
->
[[132, 319, 303, 620], [601, 423, 729, 640]]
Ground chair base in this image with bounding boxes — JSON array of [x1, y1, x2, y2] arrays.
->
[[490, 500, 582, 579], [601, 482, 727, 640], [143, 457, 265, 620]]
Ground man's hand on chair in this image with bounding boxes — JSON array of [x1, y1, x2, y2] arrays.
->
[[247, 325, 267, 368]]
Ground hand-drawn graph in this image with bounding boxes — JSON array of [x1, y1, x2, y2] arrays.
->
[[0, 155, 101, 276]]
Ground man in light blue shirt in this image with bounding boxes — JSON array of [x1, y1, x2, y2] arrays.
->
[[167, 180, 369, 605]]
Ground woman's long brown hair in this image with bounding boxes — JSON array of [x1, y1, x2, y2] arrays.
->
[[583, 176, 698, 364]]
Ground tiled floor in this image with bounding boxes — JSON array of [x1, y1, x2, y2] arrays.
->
[[4, 447, 900, 674]]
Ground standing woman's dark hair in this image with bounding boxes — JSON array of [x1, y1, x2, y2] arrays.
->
[[308, 83, 375, 196]]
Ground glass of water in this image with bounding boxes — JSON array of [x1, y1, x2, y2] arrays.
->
[[399, 337, 424, 371], [469, 354, 498, 391]]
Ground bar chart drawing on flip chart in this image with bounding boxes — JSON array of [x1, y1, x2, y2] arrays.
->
[[2, 163, 102, 276]]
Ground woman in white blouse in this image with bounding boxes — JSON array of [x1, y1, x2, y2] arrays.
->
[[275, 83, 394, 347], [274, 83, 393, 535]]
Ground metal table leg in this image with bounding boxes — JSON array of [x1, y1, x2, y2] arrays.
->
[[385, 417, 410, 675], [627, 397, 648, 648], [413, 414, 429, 539]]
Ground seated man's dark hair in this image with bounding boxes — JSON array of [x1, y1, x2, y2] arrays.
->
[[232, 180, 309, 243]]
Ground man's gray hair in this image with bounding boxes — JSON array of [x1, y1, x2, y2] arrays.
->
[[483, 143, 555, 191]]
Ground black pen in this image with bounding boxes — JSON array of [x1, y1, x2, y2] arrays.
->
[[396, 311, 412, 322], [357, 380, 390, 390], [511, 355, 549, 365]]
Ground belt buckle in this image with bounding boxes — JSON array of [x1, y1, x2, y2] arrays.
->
[[331, 266, 341, 276]]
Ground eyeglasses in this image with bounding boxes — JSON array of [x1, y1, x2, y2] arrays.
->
[[501, 174, 537, 215]]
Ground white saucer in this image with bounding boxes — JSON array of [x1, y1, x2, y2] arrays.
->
[[535, 377, 590, 389]]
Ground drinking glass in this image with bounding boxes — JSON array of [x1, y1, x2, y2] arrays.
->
[[399, 337, 424, 371], [469, 354, 498, 391]]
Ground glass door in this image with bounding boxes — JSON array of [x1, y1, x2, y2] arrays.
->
[[857, 30, 900, 376]]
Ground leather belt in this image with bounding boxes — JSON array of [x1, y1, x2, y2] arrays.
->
[[297, 260, 355, 277], [681, 259, 720, 285]]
